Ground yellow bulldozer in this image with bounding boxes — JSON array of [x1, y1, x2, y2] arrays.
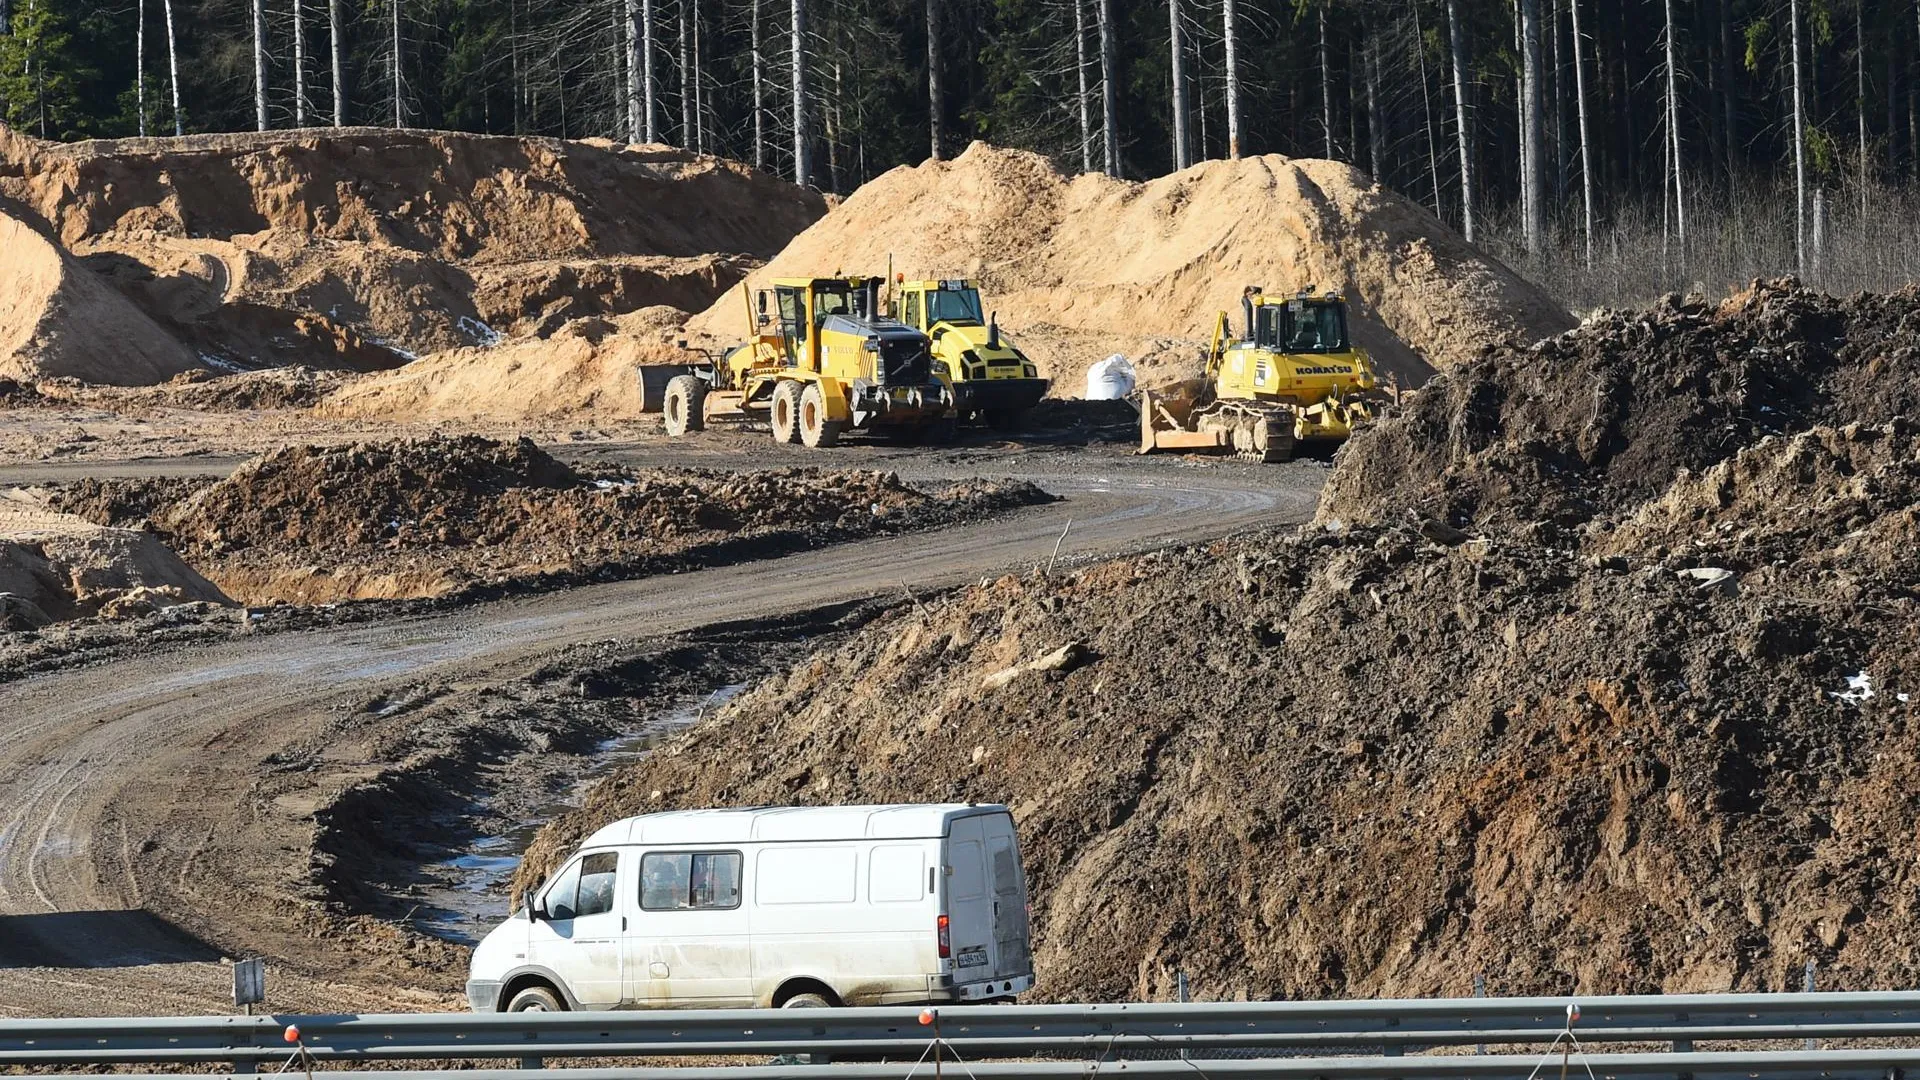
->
[[655, 276, 954, 448], [889, 278, 1049, 429], [1139, 285, 1391, 463]]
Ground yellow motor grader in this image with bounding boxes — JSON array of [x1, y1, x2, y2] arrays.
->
[[1139, 286, 1392, 463], [656, 277, 954, 448], [889, 278, 1049, 429]]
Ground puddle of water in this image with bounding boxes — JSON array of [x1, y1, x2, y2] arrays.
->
[[411, 682, 749, 945]]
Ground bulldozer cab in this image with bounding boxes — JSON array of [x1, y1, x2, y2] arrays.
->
[[894, 280, 986, 332], [1249, 295, 1351, 354]]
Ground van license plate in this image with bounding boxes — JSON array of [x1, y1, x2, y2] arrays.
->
[[955, 947, 989, 969]]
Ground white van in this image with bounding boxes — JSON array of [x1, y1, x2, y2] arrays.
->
[[466, 803, 1035, 1012]]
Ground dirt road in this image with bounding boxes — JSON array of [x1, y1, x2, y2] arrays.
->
[[0, 448, 1315, 1017]]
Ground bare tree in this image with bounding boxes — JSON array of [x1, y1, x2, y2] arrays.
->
[[1098, 0, 1118, 174], [252, 0, 267, 130], [1662, 0, 1685, 262], [927, 0, 943, 160], [1856, 0, 1868, 214], [136, 0, 145, 135], [625, 0, 642, 140], [391, 0, 403, 127], [1519, 0, 1546, 252], [1074, 0, 1092, 171], [1446, 0, 1475, 240], [1790, 0, 1807, 269], [1319, 3, 1332, 157], [164, 0, 182, 133], [791, 0, 808, 186], [330, 0, 343, 125], [1222, 0, 1240, 158], [1365, 34, 1384, 176], [692, 0, 704, 151], [293, 0, 305, 125], [644, 0, 657, 141], [1569, 0, 1595, 265], [687, 0, 695, 143], [1169, 0, 1189, 168], [750, 0, 762, 165]]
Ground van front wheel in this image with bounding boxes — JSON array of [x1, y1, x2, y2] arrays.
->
[[780, 993, 832, 1009], [506, 985, 567, 1012]]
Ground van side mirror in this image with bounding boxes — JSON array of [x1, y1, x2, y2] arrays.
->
[[523, 889, 543, 922]]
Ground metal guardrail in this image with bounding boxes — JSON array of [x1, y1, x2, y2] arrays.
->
[[6, 992, 1920, 1073]]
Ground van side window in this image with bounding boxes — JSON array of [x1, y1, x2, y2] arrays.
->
[[544, 859, 582, 921], [575, 851, 618, 918], [641, 851, 742, 911], [869, 845, 926, 903]]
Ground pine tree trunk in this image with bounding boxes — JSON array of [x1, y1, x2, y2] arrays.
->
[[926, 0, 943, 160], [1411, 0, 1442, 216], [683, 0, 698, 143], [1520, 0, 1547, 252], [1318, 3, 1332, 157], [1552, 0, 1566, 198], [1169, 0, 1189, 168], [1446, 0, 1475, 241], [1569, 0, 1595, 267], [391, 0, 403, 127], [625, 0, 642, 140], [1857, 0, 1869, 213], [164, 0, 182, 133], [1074, 0, 1092, 171], [1790, 0, 1807, 269], [1222, 0, 1240, 158], [137, 0, 146, 136], [293, 0, 305, 125], [1097, 0, 1118, 175], [702, 0, 710, 152], [1721, 0, 1736, 180], [1365, 35, 1384, 178], [791, 0, 808, 186], [253, 0, 268, 130], [750, 0, 762, 166], [1663, 0, 1685, 264], [643, 0, 656, 141]]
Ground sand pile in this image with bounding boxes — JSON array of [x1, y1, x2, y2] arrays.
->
[[318, 307, 687, 421], [51, 436, 1053, 605], [0, 203, 200, 385], [0, 127, 825, 382], [686, 143, 1574, 392], [525, 283, 1920, 1002], [0, 501, 230, 627]]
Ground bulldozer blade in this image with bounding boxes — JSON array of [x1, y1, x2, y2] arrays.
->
[[1138, 389, 1231, 456]]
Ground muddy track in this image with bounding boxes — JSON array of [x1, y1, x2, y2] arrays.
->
[[0, 447, 1316, 1017]]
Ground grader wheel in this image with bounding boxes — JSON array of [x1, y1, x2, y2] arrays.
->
[[663, 375, 707, 437], [770, 381, 803, 444], [799, 383, 844, 448]]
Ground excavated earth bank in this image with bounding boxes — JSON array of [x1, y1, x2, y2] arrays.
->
[[525, 281, 1920, 1002], [0, 126, 823, 385], [45, 435, 1055, 606]]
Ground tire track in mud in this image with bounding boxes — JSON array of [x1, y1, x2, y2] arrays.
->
[[0, 453, 1317, 1014]]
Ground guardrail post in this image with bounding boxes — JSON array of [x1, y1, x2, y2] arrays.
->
[[520, 1055, 543, 1069], [1804, 959, 1819, 1051], [1473, 974, 1486, 1056]]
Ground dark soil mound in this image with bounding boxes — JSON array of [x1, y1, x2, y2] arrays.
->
[[1319, 280, 1920, 538], [53, 437, 1056, 605]]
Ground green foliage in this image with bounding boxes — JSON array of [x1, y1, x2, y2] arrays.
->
[[1742, 17, 1771, 74], [0, 0, 98, 138]]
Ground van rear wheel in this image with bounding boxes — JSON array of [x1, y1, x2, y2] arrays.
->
[[780, 992, 832, 1009], [506, 985, 567, 1012]]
